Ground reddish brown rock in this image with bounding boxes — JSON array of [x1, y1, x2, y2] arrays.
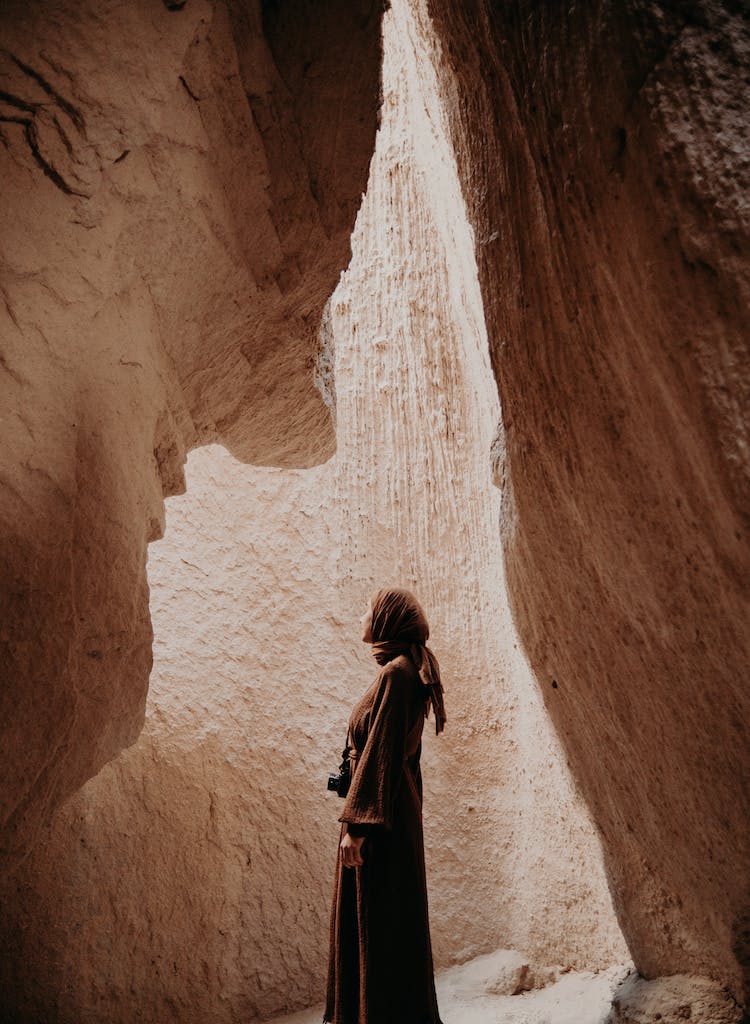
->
[[0, 0, 382, 868], [1, 0, 748, 1018], [427, 0, 750, 1002], [0, 7, 628, 1018]]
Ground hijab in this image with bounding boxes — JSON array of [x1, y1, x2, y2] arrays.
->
[[369, 587, 446, 735]]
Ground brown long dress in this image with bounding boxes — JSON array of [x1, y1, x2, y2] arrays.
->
[[324, 654, 443, 1024]]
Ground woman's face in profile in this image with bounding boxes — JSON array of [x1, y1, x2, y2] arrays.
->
[[360, 607, 373, 643]]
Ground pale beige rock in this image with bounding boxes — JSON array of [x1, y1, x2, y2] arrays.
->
[[0, 4, 627, 1021], [606, 972, 743, 1024], [271, 953, 634, 1024], [269, 959, 744, 1024], [2, 0, 747, 1019], [272, 961, 745, 1024], [426, 0, 750, 1002], [439, 949, 539, 998], [0, 0, 381, 867]]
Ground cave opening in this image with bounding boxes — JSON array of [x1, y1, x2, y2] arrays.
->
[[134, 3, 631, 1014], [0, 3, 627, 1021], [2, 0, 747, 1021]]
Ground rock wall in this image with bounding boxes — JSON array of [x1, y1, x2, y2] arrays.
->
[[0, 0, 381, 868], [426, 0, 750, 1002], [0, 4, 627, 1021], [4, 0, 746, 1016]]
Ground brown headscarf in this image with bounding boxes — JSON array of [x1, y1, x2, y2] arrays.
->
[[369, 587, 446, 735]]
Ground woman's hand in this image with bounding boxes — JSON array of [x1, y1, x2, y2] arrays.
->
[[340, 831, 365, 868]]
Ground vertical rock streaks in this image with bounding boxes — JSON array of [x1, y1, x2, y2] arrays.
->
[[0, 0, 747, 1016], [0, 4, 627, 1020], [427, 0, 750, 1000]]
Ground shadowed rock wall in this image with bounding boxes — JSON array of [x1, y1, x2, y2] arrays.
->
[[0, 6, 627, 1020], [2, 0, 747, 1016], [0, 0, 381, 868], [426, 0, 750, 1002]]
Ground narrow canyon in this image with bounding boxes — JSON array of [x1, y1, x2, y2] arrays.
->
[[0, 1, 747, 1023]]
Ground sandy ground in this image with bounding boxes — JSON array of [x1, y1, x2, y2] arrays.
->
[[268, 950, 633, 1024]]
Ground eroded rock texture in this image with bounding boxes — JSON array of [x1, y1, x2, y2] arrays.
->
[[606, 971, 743, 1024], [0, 0, 381, 867], [426, 0, 750, 1002], [0, 6, 627, 1020]]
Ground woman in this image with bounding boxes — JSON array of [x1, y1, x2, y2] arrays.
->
[[324, 586, 447, 1024]]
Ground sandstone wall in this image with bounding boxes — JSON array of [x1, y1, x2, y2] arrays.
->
[[426, 0, 750, 1002], [0, 0, 381, 868], [0, 5, 627, 1021]]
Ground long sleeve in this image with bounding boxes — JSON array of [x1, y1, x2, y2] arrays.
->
[[339, 665, 411, 833]]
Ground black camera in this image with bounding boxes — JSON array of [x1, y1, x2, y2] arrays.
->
[[327, 769, 350, 797], [327, 740, 351, 798]]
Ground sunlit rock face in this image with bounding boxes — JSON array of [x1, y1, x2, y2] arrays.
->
[[426, 0, 750, 1001], [0, 5, 627, 1021], [0, 0, 381, 868], [2, 0, 747, 1018]]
